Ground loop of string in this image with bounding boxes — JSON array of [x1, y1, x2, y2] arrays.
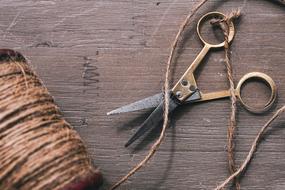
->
[[110, 1, 208, 189]]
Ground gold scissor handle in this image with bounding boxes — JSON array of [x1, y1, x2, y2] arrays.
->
[[197, 11, 235, 48], [172, 12, 235, 101], [198, 72, 277, 113], [236, 72, 277, 113]]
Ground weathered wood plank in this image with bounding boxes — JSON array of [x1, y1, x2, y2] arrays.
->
[[0, 0, 284, 189]]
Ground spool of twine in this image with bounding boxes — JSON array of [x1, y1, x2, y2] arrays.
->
[[0, 49, 102, 190]]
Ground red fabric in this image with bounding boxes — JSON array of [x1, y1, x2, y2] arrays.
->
[[61, 172, 103, 190], [0, 49, 26, 62]]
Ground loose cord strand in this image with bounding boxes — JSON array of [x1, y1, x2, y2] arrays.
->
[[211, 10, 241, 190], [215, 106, 285, 190], [109, 0, 208, 189]]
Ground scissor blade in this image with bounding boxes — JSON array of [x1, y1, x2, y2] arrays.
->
[[125, 95, 180, 147], [107, 92, 163, 115]]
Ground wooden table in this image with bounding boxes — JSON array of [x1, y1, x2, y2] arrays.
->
[[1, 0, 284, 189]]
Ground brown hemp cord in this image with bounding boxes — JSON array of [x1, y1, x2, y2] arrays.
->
[[215, 105, 285, 190], [110, 0, 209, 189], [211, 10, 241, 190], [0, 49, 102, 190]]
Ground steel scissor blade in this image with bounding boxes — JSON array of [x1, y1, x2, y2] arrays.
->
[[107, 92, 163, 115], [124, 90, 201, 147], [124, 94, 180, 147]]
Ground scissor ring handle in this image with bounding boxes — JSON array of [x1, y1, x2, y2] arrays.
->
[[197, 12, 235, 48], [236, 72, 277, 114]]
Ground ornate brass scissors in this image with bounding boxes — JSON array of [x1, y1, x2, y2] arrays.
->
[[107, 12, 277, 147]]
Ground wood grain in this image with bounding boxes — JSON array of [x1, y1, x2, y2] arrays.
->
[[0, 0, 284, 189]]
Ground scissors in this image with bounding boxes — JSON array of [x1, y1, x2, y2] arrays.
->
[[107, 12, 277, 147]]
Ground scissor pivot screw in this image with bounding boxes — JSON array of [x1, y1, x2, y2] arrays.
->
[[181, 79, 188, 86], [189, 85, 196, 91], [176, 91, 182, 98]]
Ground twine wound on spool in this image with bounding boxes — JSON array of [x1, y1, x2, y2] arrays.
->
[[0, 49, 102, 190]]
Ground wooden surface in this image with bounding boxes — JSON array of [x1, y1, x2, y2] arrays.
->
[[1, 0, 284, 189]]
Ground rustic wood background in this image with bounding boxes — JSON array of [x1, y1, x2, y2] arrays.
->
[[1, 0, 284, 189]]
